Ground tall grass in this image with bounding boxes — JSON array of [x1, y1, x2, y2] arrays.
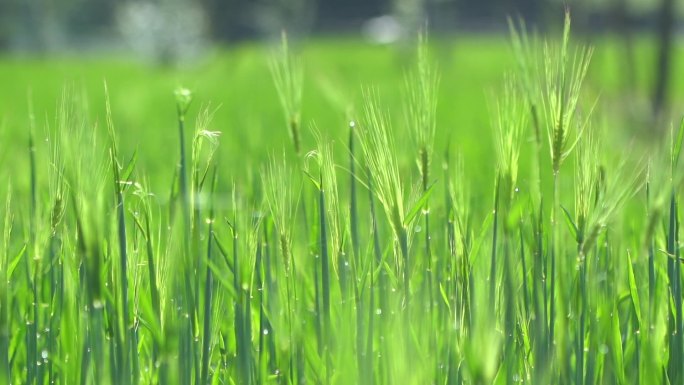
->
[[1, 13, 683, 385], [405, 32, 439, 337]]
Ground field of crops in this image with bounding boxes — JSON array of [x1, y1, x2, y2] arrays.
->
[[1, 14, 684, 385]]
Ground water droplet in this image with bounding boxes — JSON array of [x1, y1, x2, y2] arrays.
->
[[375, 308, 382, 315], [599, 344, 609, 354], [263, 329, 269, 335], [41, 350, 48, 360]]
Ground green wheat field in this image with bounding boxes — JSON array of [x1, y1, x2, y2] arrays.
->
[[1, 14, 684, 385]]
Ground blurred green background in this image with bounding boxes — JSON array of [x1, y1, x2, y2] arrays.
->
[[0, 0, 682, 197]]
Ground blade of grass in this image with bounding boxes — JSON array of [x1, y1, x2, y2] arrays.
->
[[200, 167, 218, 385], [0, 190, 11, 384], [106, 84, 132, 385]]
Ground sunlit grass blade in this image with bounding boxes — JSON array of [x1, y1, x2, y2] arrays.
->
[[105, 84, 133, 385], [200, 167, 218, 385], [0, 190, 11, 384]]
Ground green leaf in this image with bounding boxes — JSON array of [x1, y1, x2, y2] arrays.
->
[[136, 292, 163, 344], [626, 252, 642, 327], [381, 259, 399, 288], [470, 212, 494, 266], [505, 197, 525, 230], [404, 182, 436, 226], [672, 117, 684, 171], [560, 205, 578, 242], [611, 305, 626, 385], [439, 283, 451, 312], [212, 232, 234, 273], [207, 258, 237, 299], [7, 243, 26, 280], [301, 169, 321, 191], [130, 209, 146, 238], [121, 149, 138, 183]]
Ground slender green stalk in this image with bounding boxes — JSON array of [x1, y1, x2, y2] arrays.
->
[[0, 191, 11, 385], [174, 87, 197, 385], [142, 207, 162, 372], [256, 232, 266, 385], [549, 172, 559, 354], [349, 120, 367, 382], [405, 32, 438, 322], [318, 172, 332, 383], [200, 168, 218, 385], [175, 86, 193, 244], [349, 121, 360, 271], [489, 175, 500, 315], [313, 240, 323, 356], [646, 182, 656, 325], [231, 212, 247, 384], [666, 191, 681, 383], [257, 224, 277, 383], [577, 243, 586, 385], [368, 166, 384, 385], [27, 97, 39, 385], [107, 90, 132, 385], [516, 227, 529, 316]]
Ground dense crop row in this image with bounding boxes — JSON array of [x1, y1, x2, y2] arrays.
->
[[1, 13, 683, 385]]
